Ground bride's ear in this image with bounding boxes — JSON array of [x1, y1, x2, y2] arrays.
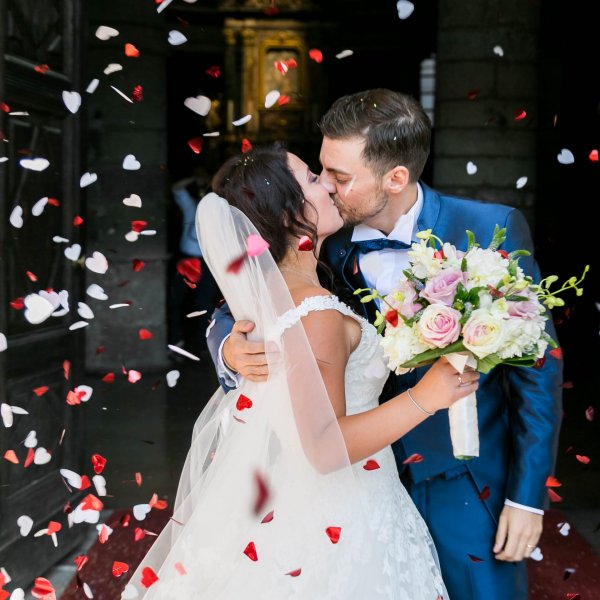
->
[[384, 166, 410, 194]]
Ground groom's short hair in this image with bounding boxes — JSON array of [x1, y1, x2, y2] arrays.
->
[[318, 89, 431, 183]]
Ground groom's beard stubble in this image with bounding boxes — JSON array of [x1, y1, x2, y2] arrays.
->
[[334, 189, 388, 228]]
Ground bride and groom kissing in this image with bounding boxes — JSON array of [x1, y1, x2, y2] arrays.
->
[[132, 89, 561, 599]]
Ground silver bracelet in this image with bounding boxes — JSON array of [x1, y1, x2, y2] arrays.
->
[[407, 388, 435, 416]]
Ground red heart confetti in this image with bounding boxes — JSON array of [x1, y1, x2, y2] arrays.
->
[[589, 149, 598, 162], [102, 372, 115, 383], [363, 459, 380, 471], [92, 453, 107, 474], [585, 406, 594, 422], [468, 554, 484, 562], [112, 561, 129, 577], [134, 527, 146, 542], [298, 236, 314, 251], [26, 271, 38, 282], [135, 472, 143, 486], [125, 43, 140, 58], [140, 566, 159, 588], [0, 102, 10, 113], [277, 95, 291, 106], [308, 49, 323, 63], [561, 381, 574, 389], [131, 220, 148, 233], [514, 109, 527, 121], [73, 215, 84, 227], [47, 521, 62, 535], [24, 447, 35, 468], [10, 297, 24, 310], [477, 485, 491, 500], [385, 310, 399, 327], [467, 90, 479, 100], [47, 198, 60, 206], [241, 138, 253, 153], [99, 524, 110, 543], [402, 453, 424, 464], [206, 65, 221, 78], [566, 594, 581, 600], [533, 357, 546, 369], [325, 526, 341, 544], [549, 347, 563, 359], [79, 475, 92, 490], [139, 329, 153, 340], [132, 85, 144, 103], [63, 360, 71, 380], [545, 476, 562, 488], [120, 513, 131, 527], [274, 60, 288, 74], [286, 568, 302, 577], [253, 471, 270, 515], [74, 555, 88, 571], [31, 577, 55, 599], [34, 64, 50, 74], [96, 345, 106, 354], [132, 259, 145, 272], [33, 386, 49, 396], [177, 258, 201, 283], [66, 390, 84, 405], [243, 541, 258, 561], [227, 254, 246, 274], [264, 5, 280, 15], [81, 493, 104, 511], [187, 137, 203, 154], [261, 510, 274, 524], [4, 450, 19, 464], [547, 488, 563, 502], [575, 455, 590, 464], [236, 394, 253, 411], [285, 58, 298, 69]]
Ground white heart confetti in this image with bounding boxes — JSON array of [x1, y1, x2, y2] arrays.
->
[[184, 95, 211, 116], [140, 230, 156, 236], [1, 403, 13, 427], [93, 474, 107, 496], [0, 332, 6, 353], [62, 91, 81, 114], [24, 294, 56, 324], [516, 176, 528, 189], [75, 385, 93, 402], [396, 0, 415, 19], [38, 290, 61, 310], [86, 78, 100, 94], [133, 503, 151, 521], [335, 49, 354, 59], [104, 63, 123, 75], [166, 370, 180, 388], [558, 522, 571, 536], [77, 302, 95, 320], [85, 251, 109, 274], [17, 515, 33, 537], [53, 236, 69, 243], [80, 172, 98, 187], [64, 243, 82, 261], [69, 321, 89, 331], [125, 231, 139, 242], [466, 161, 478, 175], [265, 90, 280, 108], [60, 468, 82, 489], [168, 344, 200, 361], [168, 30, 187, 45], [186, 310, 207, 318], [34, 447, 52, 465], [123, 154, 141, 170], [529, 547, 543, 561], [557, 148, 575, 164], [32, 197, 49, 216], [123, 194, 142, 208], [121, 584, 139, 599], [83, 582, 93, 599], [109, 303, 130, 309], [95, 25, 119, 40], [232, 114, 252, 127], [20, 158, 50, 171], [86, 284, 108, 301], [0, 157, 8, 162], [10, 589, 25, 600], [203, 131, 220, 137], [9, 206, 23, 228], [493, 45, 504, 57], [24, 430, 37, 448]]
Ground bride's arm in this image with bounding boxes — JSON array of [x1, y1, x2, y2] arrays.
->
[[300, 307, 479, 465]]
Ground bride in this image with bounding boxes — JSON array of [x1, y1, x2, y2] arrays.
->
[[128, 145, 478, 599]]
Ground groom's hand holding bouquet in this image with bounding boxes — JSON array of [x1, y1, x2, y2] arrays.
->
[[357, 226, 588, 459]]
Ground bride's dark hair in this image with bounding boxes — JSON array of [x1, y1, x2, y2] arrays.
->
[[211, 144, 317, 264]]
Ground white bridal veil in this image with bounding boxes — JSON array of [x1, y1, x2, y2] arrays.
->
[[127, 193, 388, 598]]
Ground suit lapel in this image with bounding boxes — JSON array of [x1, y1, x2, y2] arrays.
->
[[416, 182, 442, 233]]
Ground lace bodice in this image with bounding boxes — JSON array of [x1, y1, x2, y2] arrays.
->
[[276, 295, 389, 413]]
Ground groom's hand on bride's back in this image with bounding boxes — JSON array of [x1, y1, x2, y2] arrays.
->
[[223, 320, 269, 381]]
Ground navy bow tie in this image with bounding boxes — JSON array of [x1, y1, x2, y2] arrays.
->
[[353, 238, 412, 254]]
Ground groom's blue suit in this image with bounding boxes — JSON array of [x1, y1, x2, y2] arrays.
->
[[207, 183, 563, 600]]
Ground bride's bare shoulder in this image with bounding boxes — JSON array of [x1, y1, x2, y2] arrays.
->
[[289, 285, 333, 308]]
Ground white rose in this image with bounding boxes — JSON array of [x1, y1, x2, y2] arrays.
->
[[462, 308, 507, 358]]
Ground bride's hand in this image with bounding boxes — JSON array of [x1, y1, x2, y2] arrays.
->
[[411, 358, 480, 413], [223, 320, 269, 381]]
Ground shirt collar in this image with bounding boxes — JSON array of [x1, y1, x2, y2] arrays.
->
[[351, 183, 423, 244]]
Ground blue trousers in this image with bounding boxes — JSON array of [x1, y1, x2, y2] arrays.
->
[[403, 468, 528, 600]]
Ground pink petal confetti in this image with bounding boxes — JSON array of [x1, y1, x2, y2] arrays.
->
[[308, 49, 323, 63], [514, 109, 527, 121], [132, 85, 143, 103], [253, 471, 270, 515], [98, 523, 111, 543], [547, 488, 563, 502], [589, 149, 599, 162], [545, 476, 562, 487], [246, 234, 269, 257], [402, 453, 424, 464], [34, 64, 50, 74], [135, 472, 143, 486], [261, 510, 274, 524], [286, 568, 302, 577], [575, 454, 590, 464], [128, 370, 142, 383], [226, 253, 246, 273], [4, 450, 19, 464], [132, 259, 145, 272], [31, 577, 55, 599], [243, 541, 258, 561], [174, 562, 187, 576], [74, 555, 88, 571], [33, 386, 49, 396], [585, 406, 594, 422], [187, 137, 203, 154]]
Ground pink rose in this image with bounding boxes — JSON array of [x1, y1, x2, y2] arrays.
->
[[506, 290, 541, 319], [420, 268, 466, 306], [399, 281, 422, 319], [417, 305, 462, 348]]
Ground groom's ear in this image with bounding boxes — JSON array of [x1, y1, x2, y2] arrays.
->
[[384, 165, 410, 194]]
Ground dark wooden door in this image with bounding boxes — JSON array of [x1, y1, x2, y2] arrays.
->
[[0, 0, 87, 588]]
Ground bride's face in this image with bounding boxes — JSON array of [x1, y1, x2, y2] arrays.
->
[[287, 152, 344, 238]]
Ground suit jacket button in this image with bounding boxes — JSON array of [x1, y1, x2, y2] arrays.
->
[[338, 249, 346, 257]]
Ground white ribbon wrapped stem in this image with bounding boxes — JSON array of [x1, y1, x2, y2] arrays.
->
[[444, 351, 479, 460]]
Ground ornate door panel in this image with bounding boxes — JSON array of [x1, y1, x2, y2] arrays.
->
[[0, 0, 85, 588]]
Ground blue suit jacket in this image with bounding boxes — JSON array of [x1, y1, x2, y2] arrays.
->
[[208, 183, 563, 521], [321, 183, 563, 519]]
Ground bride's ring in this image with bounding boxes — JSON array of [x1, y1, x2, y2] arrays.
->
[[526, 544, 535, 549], [457, 375, 462, 385]]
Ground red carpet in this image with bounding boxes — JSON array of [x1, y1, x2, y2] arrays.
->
[[59, 508, 598, 599]]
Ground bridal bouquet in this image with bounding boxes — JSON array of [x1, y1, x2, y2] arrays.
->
[[356, 226, 588, 459]]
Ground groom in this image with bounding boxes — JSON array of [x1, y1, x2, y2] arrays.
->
[[207, 89, 562, 599]]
